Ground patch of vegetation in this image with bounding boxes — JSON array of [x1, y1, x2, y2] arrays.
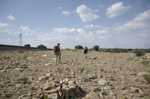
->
[[79, 66, 85, 73], [140, 79, 145, 84], [40, 92, 48, 99], [37, 44, 47, 49], [141, 60, 150, 67], [17, 50, 25, 53], [2, 56, 9, 59], [143, 75, 150, 84], [65, 48, 71, 51], [126, 57, 134, 62], [65, 90, 69, 99], [100, 68, 104, 72], [93, 45, 99, 51], [22, 77, 28, 84], [75, 45, 83, 49], [5, 93, 12, 98], [109, 76, 115, 81], [12, 65, 19, 69], [134, 49, 145, 57], [24, 44, 31, 47], [57, 67, 64, 73]]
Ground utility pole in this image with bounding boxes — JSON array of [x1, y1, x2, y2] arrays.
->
[[19, 33, 22, 46]]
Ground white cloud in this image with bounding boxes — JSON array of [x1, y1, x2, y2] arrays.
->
[[20, 26, 39, 35], [98, 35, 112, 39], [99, 5, 104, 8], [106, 2, 131, 18], [53, 28, 76, 33], [62, 11, 70, 15], [94, 10, 99, 12], [75, 28, 95, 43], [115, 10, 150, 31], [7, 14, 16, 20], [0, 23, 8, 28], [139, 33, 150, 37], [84, 24, 100, 28], [96, 29, 108, 34], [76, 5, 100, 22]]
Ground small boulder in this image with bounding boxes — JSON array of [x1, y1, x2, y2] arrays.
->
[[85, 92, 99, 99], [98, 79, 108, 86], [130, 87, 144, 94], [38, 76, 49, 81]]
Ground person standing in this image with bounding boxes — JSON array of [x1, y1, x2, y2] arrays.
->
[[54, 43, 61, 64], [83, 46, 88, 59]]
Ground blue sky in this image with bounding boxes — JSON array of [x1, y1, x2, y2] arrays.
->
[[0, 0, 150, 49]]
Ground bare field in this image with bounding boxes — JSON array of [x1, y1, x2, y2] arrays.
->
[[0, 50, 150, 99]]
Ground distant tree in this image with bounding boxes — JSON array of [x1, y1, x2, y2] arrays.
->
[[24, 44, 31, 47], [37, 44, 47, 49], [93, 45, 99, 51], [75, 45, 83, 49], [134, 49, 145, 57]]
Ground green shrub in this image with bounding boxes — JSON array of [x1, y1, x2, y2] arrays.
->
[[24, 44, 31, 47], [75, 45, 83, 49], [143, 75, 150, 84], [141, 60, 150, 67], [37, 44, 47, 49], [5, 91, 12, 98], [22, 77, 28, 84], [134, 49, 145, 57], [17, 50, 25, 53], [65, 90, 69, 99], [79, 67, 85, 73], [40, 92, 48, 99], [93, 45, 99, 51]]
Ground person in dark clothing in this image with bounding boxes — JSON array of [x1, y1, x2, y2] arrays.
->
[[83, 46, 88, 59]]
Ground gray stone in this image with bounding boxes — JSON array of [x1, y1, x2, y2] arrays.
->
[[0, 69, 7, 73], [42, 54, 47, 57], [46, 73, 52, 77], [18, 94, 28, 99], [16, 84, 22, 89], [98, 79, 107, 86], [68, 81, 76, 86], [47, 93, 58, 99], [83, 70, 88, 74], [90, 56, 98, 59], [43, 82, 52, 91], [44, 63, 52, 67], [26, 57, 32, 60], [38, 76, 49, 81], [14, 68, 21, 71], [104, 86, 112, 91], [130, 87, 144, 94], [85, 92, 99, 99], [138, 72, 150, 76]]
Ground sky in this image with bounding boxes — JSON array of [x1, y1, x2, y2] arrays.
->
[[0, 0, 150, 49]]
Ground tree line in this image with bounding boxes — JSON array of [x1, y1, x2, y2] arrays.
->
[[24, 44, 47, 49], [24, 44, 150, 56]]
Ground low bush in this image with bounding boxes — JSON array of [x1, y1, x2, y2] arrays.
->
[[141, 60, 150, 67], [37, 44, 47, 49], [143, 75, 150, 84], [93, 45, 99, 51], [75, 45, 83, 49], [24, 44, 31, 47], [134, 49, 145, 57]]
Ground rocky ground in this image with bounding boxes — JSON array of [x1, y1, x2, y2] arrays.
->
[[0, 50, 150, 99]]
